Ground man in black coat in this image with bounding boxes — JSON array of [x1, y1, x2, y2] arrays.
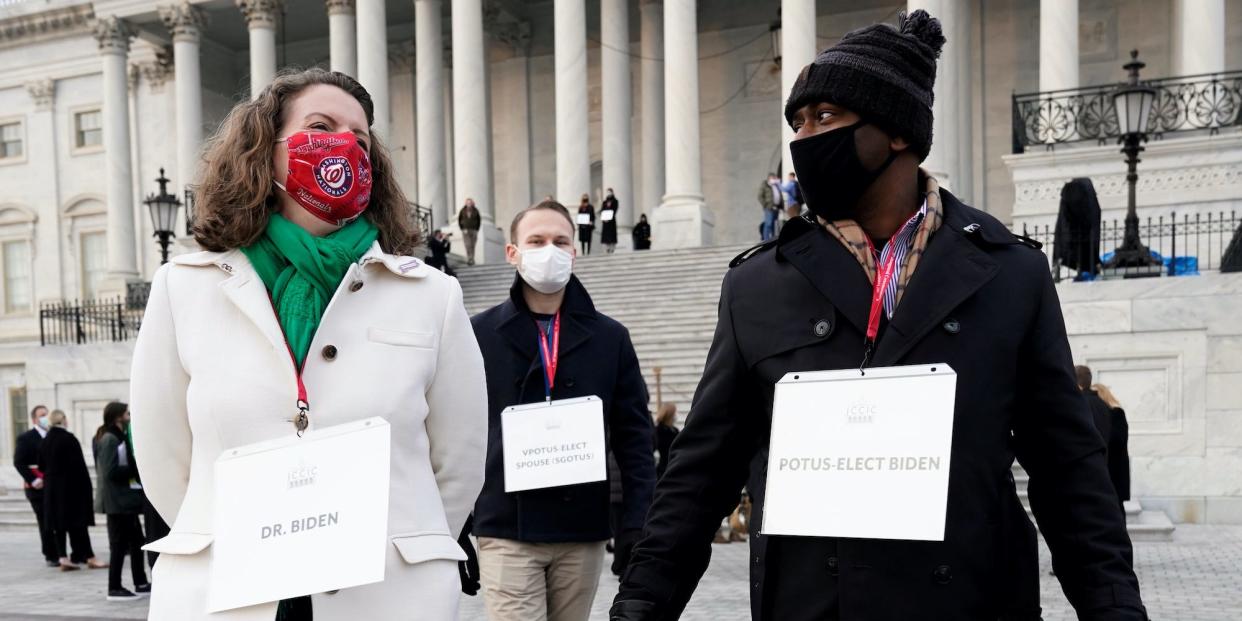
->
[[612, 10, 1143, 621], [472, 200, 656, 620], [1077, 365, 1114, 446], [12, 405, 58, 566]]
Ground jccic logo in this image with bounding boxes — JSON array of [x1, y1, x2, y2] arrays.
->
[[845, 402, 877, 424], [287, 463, 318, 489]]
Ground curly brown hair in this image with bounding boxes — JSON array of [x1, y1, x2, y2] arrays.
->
[[192, 68, 420, 254]]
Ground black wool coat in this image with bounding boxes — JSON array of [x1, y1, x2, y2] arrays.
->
[[471, 274, 656, 542], [614, 190, 1144, 621], [38, 427, 96, 531], [13, 428, 43, 493], [601, 197, 620, 244]]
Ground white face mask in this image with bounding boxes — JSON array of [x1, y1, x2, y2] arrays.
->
[[37, 416, 49, 430], [517, 244, 573, 294]]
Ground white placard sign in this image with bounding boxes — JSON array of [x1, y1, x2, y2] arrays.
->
[[576, 213, 592, 225], [208, 418, 392, 612], [601, 210, 615, 222], [763, 364, 956, 541], [502, 396, 607, 493]]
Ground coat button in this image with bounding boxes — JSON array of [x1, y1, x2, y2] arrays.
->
[[565, 378, 575, 388], [827, 556, 839, 577], [322, 345, 338, 360], [813, 319, 831, 338], [349, 281, 364, 292], [942, 319, 961, 334], [933, 564, 952, 584]]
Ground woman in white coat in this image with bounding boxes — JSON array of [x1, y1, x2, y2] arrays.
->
[[130, 68, 486, 621]]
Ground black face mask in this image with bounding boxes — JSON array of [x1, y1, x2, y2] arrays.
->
[[790, 121, 898, 221]]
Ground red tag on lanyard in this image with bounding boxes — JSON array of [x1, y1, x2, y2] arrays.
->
[[537, 311, 561, 397], [861, 238, 899, 372]]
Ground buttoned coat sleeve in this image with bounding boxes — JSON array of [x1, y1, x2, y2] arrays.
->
[[614, 273, 764, 618], [1011, 267, 1146, 619], [130, 263, 194, 526], [424, 278, 488, 539]]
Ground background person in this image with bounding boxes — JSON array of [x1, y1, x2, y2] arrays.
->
[[757, 173, 780, 241], [781, 172, 803, 219], [1094, 383, 1132, 510], [459, 198, 482, 265], [13, 404, 58, 567], [632, 214, 651, 251], [427, 229, 457, 276], [38, 410, 105, 572], [130, 68, 486, 621], [1076, 365, 1113, 446], [577, 194, 596, 255], [469, 200, 656, 621], [653, 404, 679, 480], [92, 402, 149, 601], [600, 189, 619, 254]]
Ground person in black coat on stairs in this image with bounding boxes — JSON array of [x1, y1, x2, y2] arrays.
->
[[12, 405, 58, 567], [612, 10, 1143, 621]]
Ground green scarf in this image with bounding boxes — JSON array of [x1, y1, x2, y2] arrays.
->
[[241, 214, 379, 369]]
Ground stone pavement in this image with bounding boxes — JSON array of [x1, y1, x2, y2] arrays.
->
[[1, 526, 1239, 620]]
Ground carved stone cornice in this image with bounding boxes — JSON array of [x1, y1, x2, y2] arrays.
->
[[388, 40, 415, 73], [236, 0, 281, 29], [482, 0, 529, 54], [325, 0, 355, 17], [0, 5, 95, 47], [25, 79, 54, 111], [93, 15, 133, 54], [134, 46, 174, 91], [158, 2, 208, 43]]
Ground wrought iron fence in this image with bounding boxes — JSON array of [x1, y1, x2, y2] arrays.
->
[[1021, 211, 1240, 282], [411, 202, 433, 236], [1012, 70, 1242, 153], [40, 298, 145, 346]]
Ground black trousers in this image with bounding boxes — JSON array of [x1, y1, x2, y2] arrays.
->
[[106, 514, 148, 590], [54, 526, 94, 563], [25, 489, 57, 562], [142, 497, 170, 568]]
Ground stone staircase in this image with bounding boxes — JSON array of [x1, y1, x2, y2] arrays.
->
[[456, 244, 750, 419], [1012, 463, 1174, 542]]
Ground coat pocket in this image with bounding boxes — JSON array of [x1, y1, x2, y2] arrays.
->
[[143, 532, 212, 555], [367, 327, 435, 349], [391, 532, 467, 564]]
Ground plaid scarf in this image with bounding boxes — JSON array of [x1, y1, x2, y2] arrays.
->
[[823, 172, 944, 318]]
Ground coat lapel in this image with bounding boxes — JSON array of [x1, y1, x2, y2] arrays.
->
[[778, 222, 873, 335], [216, 257, 291, 360], [873, 219, 999, 367]]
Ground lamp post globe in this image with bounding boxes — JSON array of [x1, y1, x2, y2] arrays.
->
[[1103, 50, 1161, 277], [144, 167, 182, 265]]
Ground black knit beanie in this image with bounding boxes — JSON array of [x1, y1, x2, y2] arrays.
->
[[784, 10, 946, 162]]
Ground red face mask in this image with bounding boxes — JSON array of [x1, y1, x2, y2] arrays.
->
[[275, 131, 373, 226]]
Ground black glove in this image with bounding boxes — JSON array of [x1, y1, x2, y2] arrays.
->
[[610, 528, 641, 576], [457, 516, 480, 596], [609, 600, 657, 621]]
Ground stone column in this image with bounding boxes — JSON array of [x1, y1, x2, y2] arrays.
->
[[237, 0, 279, 98], [639, 0, 664, 224], [601, 0, 633, 235], [159, 2, 207, 196], [451, 0, 502, 262], [1174, 0, 1225, 76], [1039, 0, 1078, 92], [654, 0, 712, 248], [907, 0, 956, 189], [94, 17, 139, 282], [356, 0, 389, 139], [26, 79, 64, 303], [780, 0, 816, 177], [554, 0, 589, 205], [416, 0, 448, 227], [326, 0, 356, 76]]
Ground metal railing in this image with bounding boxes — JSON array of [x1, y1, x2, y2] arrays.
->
[[1022, 211, 1240, 282], [411, 202, 433, 236], [39, 298, 145, 346], [1012, 70, 1242, 153]]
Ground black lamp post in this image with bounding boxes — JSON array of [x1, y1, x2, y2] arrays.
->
[[1103, 50, 1160, 276], [144, 168, 182, 264]]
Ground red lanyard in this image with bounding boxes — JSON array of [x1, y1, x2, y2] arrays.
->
[[536, 311, 561, 401], [861, 238, 900, 372], [270, 297, 311, 435]]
